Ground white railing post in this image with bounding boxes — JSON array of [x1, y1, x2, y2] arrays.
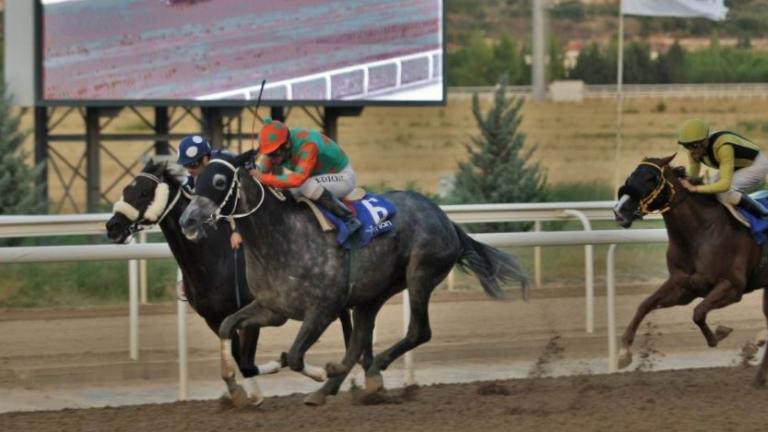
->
[[402, 290, 415, 385], [139, 231, 148, 304], [534, 220, 542, 288], [563, 210, 595, 333], [177, 268, 188, 400], [128, 238, 139, 361], [606, 244, 618, 373]]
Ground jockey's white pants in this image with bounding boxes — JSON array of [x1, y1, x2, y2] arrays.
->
[[289, 164, 357, 200], [714, 152, 768, 205]]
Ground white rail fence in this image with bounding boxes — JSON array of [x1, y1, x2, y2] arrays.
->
[[450, 83, 768, 99], [0, 203, 667, 399]]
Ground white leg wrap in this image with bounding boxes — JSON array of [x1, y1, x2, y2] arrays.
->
[[243, 377, 265, 406], [257, 360, 281, 375], [301, 363, 328, 382]]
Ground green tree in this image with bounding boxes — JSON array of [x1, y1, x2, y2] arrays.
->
[[623, 41, 655, 83], [447, 32, 494, 85], [492, 34, 526, 85], [568, 42, 613, 83], [655, 40, 687, 83], [548, 35, 566, 81], [447, 76, 546, 232], [0, 86, 44, 218]]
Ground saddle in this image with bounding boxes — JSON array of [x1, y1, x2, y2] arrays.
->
[[297, 187, 368, 231], [722, 190, 768, 229], [718, 190, 768, 252]]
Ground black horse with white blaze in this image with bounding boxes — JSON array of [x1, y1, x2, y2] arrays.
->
[[180, 151, 530, 406], [105, 161, 354, 406]]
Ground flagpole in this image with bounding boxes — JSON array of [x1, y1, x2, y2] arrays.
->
[[614, 0, 625, 193]]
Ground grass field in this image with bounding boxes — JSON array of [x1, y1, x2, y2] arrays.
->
[[22, 94, 768, 212]]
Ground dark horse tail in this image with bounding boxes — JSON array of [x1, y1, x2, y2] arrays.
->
[[453, 223, 530, 300]]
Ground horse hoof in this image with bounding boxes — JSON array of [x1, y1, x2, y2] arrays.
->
[[325, 362, 347, 377], [230, 385, 250, 409], [304, 391, 327, 406], [365, 373, 384, 393], [751, 379, 766, 389], [715, 325, 733, 342], [617, 348, 633, 370]]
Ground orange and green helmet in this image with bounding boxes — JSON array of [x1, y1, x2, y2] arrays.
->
[[259, 118, 289, 154]]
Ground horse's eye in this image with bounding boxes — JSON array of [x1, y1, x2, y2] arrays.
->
[[140, 190, 149, 198], [213, 174, 228, 191]]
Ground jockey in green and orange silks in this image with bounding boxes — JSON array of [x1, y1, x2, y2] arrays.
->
[[249, 118, 362, 240]]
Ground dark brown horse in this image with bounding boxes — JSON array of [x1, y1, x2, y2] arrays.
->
[[613, 155, 768, 386]]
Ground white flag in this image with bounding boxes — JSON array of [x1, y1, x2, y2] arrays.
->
[[622, 0, 728, 21]]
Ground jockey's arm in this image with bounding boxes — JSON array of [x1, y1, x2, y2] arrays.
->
[[696, 145, 734, 194], [255, 153, 273, 172], [259, 142, 318, 189], [687, 152, 701, 179]]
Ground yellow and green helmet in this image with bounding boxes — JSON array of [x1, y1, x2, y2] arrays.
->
[[677, 118, 710, 145]]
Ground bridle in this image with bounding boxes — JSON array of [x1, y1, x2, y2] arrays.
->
[[204, 159, 265, 225], [635, 161, 677, 215], [113, 172, 187, 236]]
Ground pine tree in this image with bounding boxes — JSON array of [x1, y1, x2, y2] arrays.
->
[[447, 76, 547, 232], [0, 85, 44, 217]]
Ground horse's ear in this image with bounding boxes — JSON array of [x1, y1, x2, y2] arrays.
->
[[233, 149, 257, 168], [659, 153, 676, 167], [144, 158, 157, 172]]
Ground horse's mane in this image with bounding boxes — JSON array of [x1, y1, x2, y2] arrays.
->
[[141, 159, 186, 191], [640, 157, 721, 207]]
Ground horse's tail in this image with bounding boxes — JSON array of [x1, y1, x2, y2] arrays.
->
[[453, 223, 530, 300]]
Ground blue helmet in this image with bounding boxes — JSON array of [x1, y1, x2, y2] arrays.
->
[[177, 135, 211, 166]]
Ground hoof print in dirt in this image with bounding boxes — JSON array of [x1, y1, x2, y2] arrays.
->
[[355, 390, 403, 406], [477, 382, 511, 396]]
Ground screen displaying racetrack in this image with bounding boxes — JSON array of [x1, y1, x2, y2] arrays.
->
[[40, 0, 444, 104]]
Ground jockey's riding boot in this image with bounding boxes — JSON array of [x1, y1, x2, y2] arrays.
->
[[317, 189, 362, 237], [738, 194, 768, 218]]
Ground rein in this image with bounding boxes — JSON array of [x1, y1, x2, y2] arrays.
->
[[636, 161, 677, 215], [206, 159, 266, 224]]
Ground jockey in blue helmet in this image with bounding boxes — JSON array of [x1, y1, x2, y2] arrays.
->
[[177, 135, 213, 189], [177, 134, 241, 249]]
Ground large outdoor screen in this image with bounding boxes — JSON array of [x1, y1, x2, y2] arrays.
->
[[40, 0, 444, 105]]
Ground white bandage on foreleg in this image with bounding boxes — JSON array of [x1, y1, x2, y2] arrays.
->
[[243, 376, 265, 404], [301, 363, 328, 382], [113, 199, 141, 221], [257, 360, 281, 375]]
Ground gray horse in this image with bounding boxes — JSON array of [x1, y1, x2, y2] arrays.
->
[[180, 151, 529, 405], [105, 160, 354, 406]]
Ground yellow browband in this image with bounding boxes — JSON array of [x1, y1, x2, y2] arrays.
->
[[636, 161, 676, 215]]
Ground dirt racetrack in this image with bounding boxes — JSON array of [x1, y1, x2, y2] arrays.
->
[[1, 366, 767, 432], [2, 288, 768, 431]]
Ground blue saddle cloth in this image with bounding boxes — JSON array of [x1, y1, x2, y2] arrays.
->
[[320, 193, 396, 250], [736, 192, 768, 245]]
